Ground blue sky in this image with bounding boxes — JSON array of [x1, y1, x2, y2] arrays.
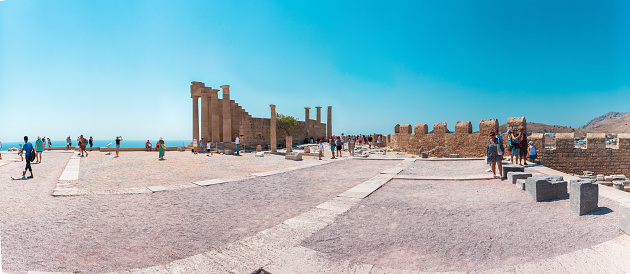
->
[[1, 0, 629, 142]]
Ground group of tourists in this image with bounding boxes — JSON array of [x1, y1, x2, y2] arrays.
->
[[315, 133, 382, 160], [190, 134, 241, 156], [485, 127, 538, 178]]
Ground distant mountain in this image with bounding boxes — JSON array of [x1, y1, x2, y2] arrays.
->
[[499, 122, 586, 137], [579, 111, 630, 133]]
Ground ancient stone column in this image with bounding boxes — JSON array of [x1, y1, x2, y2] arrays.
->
[[286, 136, 292, 153], [192, 96, 199, 141], [304, 107, 311, 138], [211, 89, 221, 142], [315, 106, 322, 123], [221, 85, 232, 143], [327, 106, 332, 137], [200, 95, 210, 141], [270, 104, 277, 152]]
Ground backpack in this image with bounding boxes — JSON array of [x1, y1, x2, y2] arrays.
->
[[29, 147, 36, 162]]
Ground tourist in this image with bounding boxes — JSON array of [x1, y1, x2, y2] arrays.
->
[[518, 127, 528, 165], [368, 135, 373, 149], [66, 136, 71, 150], [235, 134, 240, 156], [206, 140, 212, 156], [310, 137, 314, 144], [35, 136, 44, 163], [158, 137, 166, 160], [348, 136, 355, 155], [528, 141, 537, 164], [192, 138, 198, 154], [199, 138, 205, 154], [341, 133, 345, 149], [329, 136, 336, 159], [511, 130, 521, 164], [336, 136, 342, 157], [506, 130, 515, 163], [377, 135, 382, 147], [485, 131, 504, 178], [89, 136, 93, 148], [145, 140, 152, 152], [318, 140, 324, 160], [358, 135, 362, 146], [47, 137, 52, 151], [115, 136, 123, 157], [20, 136, 34, 178], [80, 135, 88, 157], [18, 143, 23, 161]]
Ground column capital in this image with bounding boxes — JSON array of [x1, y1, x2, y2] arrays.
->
[[328, 106, 332, 109], [211, 89, 220, 94], [220, 85, 230, 89], [304, 107, 311, 110], [270, 104, 276, 109], [315, 106, 322, 109]]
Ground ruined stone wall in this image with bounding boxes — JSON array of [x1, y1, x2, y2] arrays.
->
[[239, 116, 326, 147], [533, 133, 630, 178], [389, 118, 504, 158]]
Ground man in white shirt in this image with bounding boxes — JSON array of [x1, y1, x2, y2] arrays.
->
[[235, 134, 240, 156]]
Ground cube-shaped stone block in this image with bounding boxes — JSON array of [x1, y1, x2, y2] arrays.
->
[[569, 179, 599, 216], [304, 147, 311, 153], [285, 152, 302, 161], [619, 202, 630, 235], [502, 165, 525, 179], [613, 181, 625, 191], [516, 179, 527, 190], [449, 154, 459, 158], [508, 172, 533, 184], [525, 177, 568, 202]]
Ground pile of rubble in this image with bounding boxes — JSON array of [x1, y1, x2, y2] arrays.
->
[[581, 171, 629, 191]]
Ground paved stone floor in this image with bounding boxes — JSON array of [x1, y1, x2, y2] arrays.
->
[[1, 151, 630, 273]]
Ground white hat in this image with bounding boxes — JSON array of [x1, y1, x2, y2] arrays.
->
[[159, 137, 164, 141], [529, 141, 532, 144]]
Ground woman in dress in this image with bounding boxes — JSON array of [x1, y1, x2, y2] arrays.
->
[[158, 137, 166, 160], [485, 131, 504, 178]]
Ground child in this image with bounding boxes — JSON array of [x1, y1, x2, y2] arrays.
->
[[206, 141, 212, 156], [318, 140, 324, 160], [528, 141, 537, 163], [19, 143, 24, 161]]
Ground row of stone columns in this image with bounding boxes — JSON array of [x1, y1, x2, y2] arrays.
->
[[268, 105, 332, 153], [191, 85, 233, 143]]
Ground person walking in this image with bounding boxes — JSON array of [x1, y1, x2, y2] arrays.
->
[[66, 136, 71, 150], [485, 131, 504, 178], [115, 136, 123, 157], [47, 137, 52, 151], [35, 136, 44, 163], [158, 137, 166, 160], [518, 127, 528, 165], [89, 136, 93, 148], [348, 136, 355, 155], [318, 139, 324, 160], [206, 140, 212, 156], [235, 134, 240, 155], [199, 138, 205, 154], [80, 135, 88, 157], [20, 136, 34, 178], [192, 138, 198, 154], [336, 136, 342, 157], [329, 136, 336, 159], [18, 143, 23, 161]]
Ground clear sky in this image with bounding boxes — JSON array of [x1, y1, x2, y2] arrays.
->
[[1, 0, 629, 142]]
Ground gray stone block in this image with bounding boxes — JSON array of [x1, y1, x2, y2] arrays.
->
[[255, 152, 265, 157], [508, 172, 533, 184], [449, 154, 459, 158], [502, 165, 525, 179], [421, 152, 428, 158], [569, 179, 599, 215], [613, 181, 625, 191], [285, 152, 302, 161], [525, 176, 568, 202], [516, 179, 527, 190], [619, 202, 630, 235]]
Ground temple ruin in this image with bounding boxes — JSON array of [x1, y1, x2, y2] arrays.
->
[[190, 81, 329, 148]]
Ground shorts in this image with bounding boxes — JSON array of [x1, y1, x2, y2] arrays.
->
[[529, 154, 537, 160], [349, 144, 355, 150], [193, 145, 197, 147], [116, 144, 121, 150], [81, 146, 86, 150], [207, 149, 211, 152], [519, 147, 528, 157], [336, 145, 341, 151], [511, 147, 520, 156], [330, 146, 335, 152]]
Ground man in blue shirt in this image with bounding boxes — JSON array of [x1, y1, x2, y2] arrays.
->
[[20, 136, 34, 178]]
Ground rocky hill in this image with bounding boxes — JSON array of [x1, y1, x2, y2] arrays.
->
[[499, 122, 586, 137], [579, 111, 630, 133]]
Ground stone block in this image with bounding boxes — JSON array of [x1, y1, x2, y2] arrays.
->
[[516, 179, 527, 190], [255, 152, 264, 157], [508, 172, 532, 184], [421, 152, 428, 158], [414, 124, 428, 135], [618, 202, 630, 235], [613, 181, 625, 191], [399, 124, 412, 134], [285, 152, 302, 161], [525, 177, 568, 202], [224, 149, 234, 155], [502, 165, 525, 179], [569, 179, 598, 216], [455, 121, 472, 134], [304, 147, 310, 153], [596, 174, 604, 181], [449, 154, 459, 158], [605, 176, 613, 182], [256, 145, 262, 152]]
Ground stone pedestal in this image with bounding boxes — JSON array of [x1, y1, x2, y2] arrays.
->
[[508, 172, 533, 184], [516, 179, 527, 190], [285, 152, 302, 161], [270, 104, 277, 153], [525, 177, 568, 202], [304, 147, 311, 153], [421, 152, 428, 158], [286, 136, 293, 153], [501, 165, 525, 179], [569, 179, 599, 215]]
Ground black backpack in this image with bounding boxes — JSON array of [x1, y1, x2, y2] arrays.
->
[[29, 147, 36, 162]]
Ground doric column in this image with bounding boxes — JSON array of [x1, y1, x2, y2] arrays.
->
[[315, 106, 322, 123], [211, 89, 221, 142], [327, 106, 332, 137], [304, 107, 311, 138], [270, 104, 277, 152], [192, 96, 199, 141], [221, 85, 232, 143], [200, 95, 210, 141]]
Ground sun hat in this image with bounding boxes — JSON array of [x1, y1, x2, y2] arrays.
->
[[507, 129, 512, 133], [37, 136, 41, 140], [529, 141, 532, 144], [159, 137, 164, 141]]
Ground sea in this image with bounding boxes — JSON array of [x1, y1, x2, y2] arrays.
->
[[0, 139, 191, 151]]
